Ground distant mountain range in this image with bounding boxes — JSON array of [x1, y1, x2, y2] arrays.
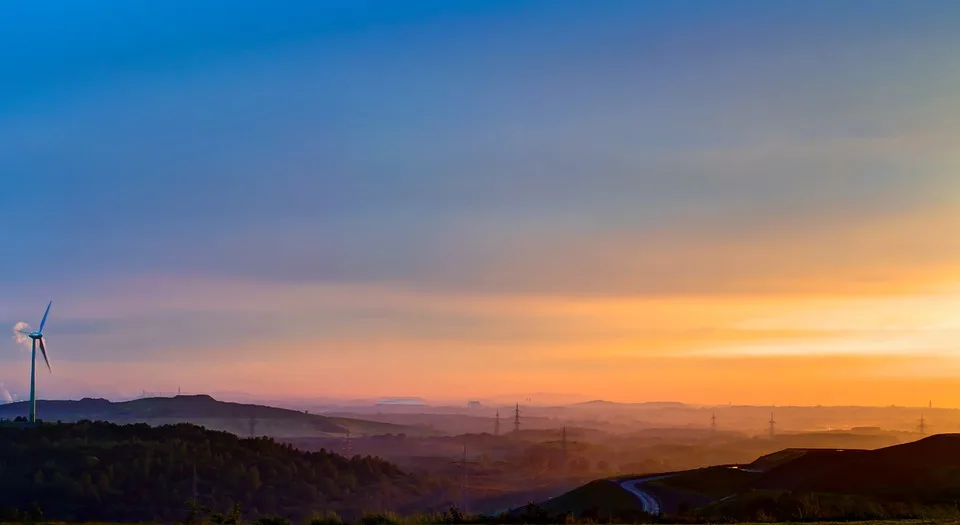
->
[[0, 394, 437, 438]]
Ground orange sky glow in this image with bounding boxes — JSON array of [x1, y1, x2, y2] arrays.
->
[[3, 2, 960, 407]]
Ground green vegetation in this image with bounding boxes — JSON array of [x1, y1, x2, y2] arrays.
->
[[0, 421, 445, 522]]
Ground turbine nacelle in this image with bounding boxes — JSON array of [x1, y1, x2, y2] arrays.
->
[[29, 332, 43, 339]]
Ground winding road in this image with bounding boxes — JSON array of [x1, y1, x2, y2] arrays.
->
[[618, 474, 670, 515]]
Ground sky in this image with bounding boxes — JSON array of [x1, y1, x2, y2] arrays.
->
[[1, 0, 959, 406]]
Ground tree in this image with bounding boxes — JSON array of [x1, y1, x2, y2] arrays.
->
[[248, 466, 262, 492], [0, 420, 429, 522]]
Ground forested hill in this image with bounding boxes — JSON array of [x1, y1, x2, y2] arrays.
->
[[0, 421, 447, 522]]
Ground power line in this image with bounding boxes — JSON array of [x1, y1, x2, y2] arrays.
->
[[561, 426, 567, 461], [447, 444, 485, 514]]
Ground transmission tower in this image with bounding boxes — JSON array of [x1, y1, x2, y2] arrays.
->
[[494, 410, 500, 436], [513, 403, 521, 433], [919, 414, 926, 435], [768, 412, 776, 439], [711, 412, 717, 434], [446, 445, 486, 514], [561, 426, 568, 462], [249, 415, 258, 438], [342, 429, 353, 457], [461, 445, 468, 513]]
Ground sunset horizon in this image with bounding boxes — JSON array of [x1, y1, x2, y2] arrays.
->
[[3, 1, 959, 409]]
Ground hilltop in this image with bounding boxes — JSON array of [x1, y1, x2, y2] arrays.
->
[[0, 395, 435, 438], [750, 433, 960, 495]]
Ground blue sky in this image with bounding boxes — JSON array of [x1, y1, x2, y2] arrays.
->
[[1, 1, 959, 403]]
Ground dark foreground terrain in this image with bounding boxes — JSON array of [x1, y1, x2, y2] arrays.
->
[[5, 418, 960, 524], [534, 434, 960, 522], [0, 421, 450, 522]]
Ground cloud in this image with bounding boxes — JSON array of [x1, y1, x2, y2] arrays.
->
[[0, 382, 12, 404], [12, 322, 30, 350], [0, 2, 957, 299], [0, 1, 958, 402]]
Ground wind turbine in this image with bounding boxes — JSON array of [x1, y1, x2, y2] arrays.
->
[[16, 301, 52, 424]]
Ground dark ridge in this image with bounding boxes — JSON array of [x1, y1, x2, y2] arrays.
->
[[0, 420, 440, 522], [0, 395, 428, 437], [753, 434, 960, 496]]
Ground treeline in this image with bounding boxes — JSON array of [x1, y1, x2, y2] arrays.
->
[[0, 420, 448, 522]]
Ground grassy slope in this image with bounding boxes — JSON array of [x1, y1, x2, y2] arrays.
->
[[535, 480, 642, 516], [531, 435, 960, 520], [649, 466, 760, 499], [752, 434, 960, 495]]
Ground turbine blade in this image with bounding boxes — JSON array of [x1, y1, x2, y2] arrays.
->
[[38, 301, 52, 333], [39, 338, 51, 373], [17, 329, 31, 335]]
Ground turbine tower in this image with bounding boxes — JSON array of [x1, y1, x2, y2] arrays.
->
[[16, 302, 53, 424]]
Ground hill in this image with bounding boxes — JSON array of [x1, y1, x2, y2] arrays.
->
[[0, 395, 434, 438], [0, 420, 450, 522], [752, 434, 960, 496], [527, 479, 647, 519], [530, 434, 960, 521]]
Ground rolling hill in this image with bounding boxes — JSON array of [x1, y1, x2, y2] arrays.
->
[[0, 395, 436, 438], [530, 434, 960, 521], [751, 434, 960, 496]]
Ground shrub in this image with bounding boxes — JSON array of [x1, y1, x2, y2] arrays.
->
[[359, 511, 402, 525], [308, 511, 344, 525], [256, 516, 292, 525]]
